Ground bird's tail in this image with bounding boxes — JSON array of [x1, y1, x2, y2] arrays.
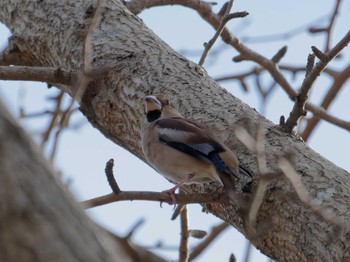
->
[[218, 171, 238, 202], [239, 165, 252, 177], [208, 153, 252, 202], [208, 153, 239, 179]]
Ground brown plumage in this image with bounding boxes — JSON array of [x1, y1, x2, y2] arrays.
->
[[141, 94, 251, 203]]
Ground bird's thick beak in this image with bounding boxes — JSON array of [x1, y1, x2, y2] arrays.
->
[[144, 95, 162, 113]]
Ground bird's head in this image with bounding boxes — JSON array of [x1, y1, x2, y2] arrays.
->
[[144, 94, 181, 122]]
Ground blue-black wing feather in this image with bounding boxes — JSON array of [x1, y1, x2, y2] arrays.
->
[[157, 117, 240, 179]]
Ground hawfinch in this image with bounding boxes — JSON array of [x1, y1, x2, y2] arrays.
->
[[141, 94, 251, 203]]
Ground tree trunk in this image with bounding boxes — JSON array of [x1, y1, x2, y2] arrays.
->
[[0, 0, 349, 261], [0, 99, 167, 262]]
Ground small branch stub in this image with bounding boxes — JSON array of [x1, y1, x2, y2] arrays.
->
[[305, 54, 315, 76], [271, 46, 288, 64], [311, 46, 329, 62], [105, 159, 121, 193]]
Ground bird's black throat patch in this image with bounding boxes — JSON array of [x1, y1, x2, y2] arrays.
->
[[146, 110, 161, 122]]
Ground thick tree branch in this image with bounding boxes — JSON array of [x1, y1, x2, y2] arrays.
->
[[0, 98, 164, 262], [126, 0, 350, 134], [0, 66, 75, 85]]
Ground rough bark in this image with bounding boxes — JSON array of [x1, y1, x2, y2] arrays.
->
[[0, 0, 349, 261], [0, 99, 166, 262]]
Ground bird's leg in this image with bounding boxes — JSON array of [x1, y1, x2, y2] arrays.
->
[[163, 173, 195, 205]]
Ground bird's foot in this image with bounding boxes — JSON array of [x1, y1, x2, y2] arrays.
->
[[162, 187, 178, 208], [161, 174, 195, 208]]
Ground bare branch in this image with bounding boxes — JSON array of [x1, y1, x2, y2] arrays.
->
[[302, 64, 350, 140], [324, 0, 343, 52], [217, 1, 229, 18], [245, 128, 268, 238], [0, 66, 74, 85], [41, 91, 65, 146], [216, 64, 337, 83], [305, 102, 350, 132], [179, 206, 189, 262], [81, 191, 230, 208], [125, 218, 145, 239], [172, 204, 186, 220], [215, 67, 260, 82], [235, 126, 278, 243], [284, 30, 350, 133], [199, 0, 247, 66], [243, 15, 328, 43], [216, 64, 350, 135], [49, 99, 77, 163]]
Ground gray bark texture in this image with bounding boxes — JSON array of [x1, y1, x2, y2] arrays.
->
[[0, 0, 349, 261], [0, 99, 167, 262]]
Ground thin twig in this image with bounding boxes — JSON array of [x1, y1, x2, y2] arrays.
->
[[302, 64, 350, 140], [179, 205, 189, 262], [125, 218, 145, 239], [172, 204, 186, 220], [198, 9, 249, 66], [235, 126, 271, 242], [49, 101, 76, 163], [47, 67, 94, 162], [198, 0, 248, 66], [243, 15, 329, 43], [324, 0, 343, 52], [246, 127, 268, 239], [311, 46, 328, 62], [284, 30, 350, 133], [215, 64, 336, 82], [198, 0, 234, 66], [41, 91, 65, 146], [81, 191, 230, 208]]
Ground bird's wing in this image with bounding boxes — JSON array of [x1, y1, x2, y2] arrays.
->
[[156, 117, 224, 156], [156, 117, 240, 179]]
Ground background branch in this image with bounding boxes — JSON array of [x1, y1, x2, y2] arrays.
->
[[179, 205, 190, 262]]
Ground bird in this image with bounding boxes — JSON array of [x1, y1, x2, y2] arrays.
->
[[141, 93, 251, 204]]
